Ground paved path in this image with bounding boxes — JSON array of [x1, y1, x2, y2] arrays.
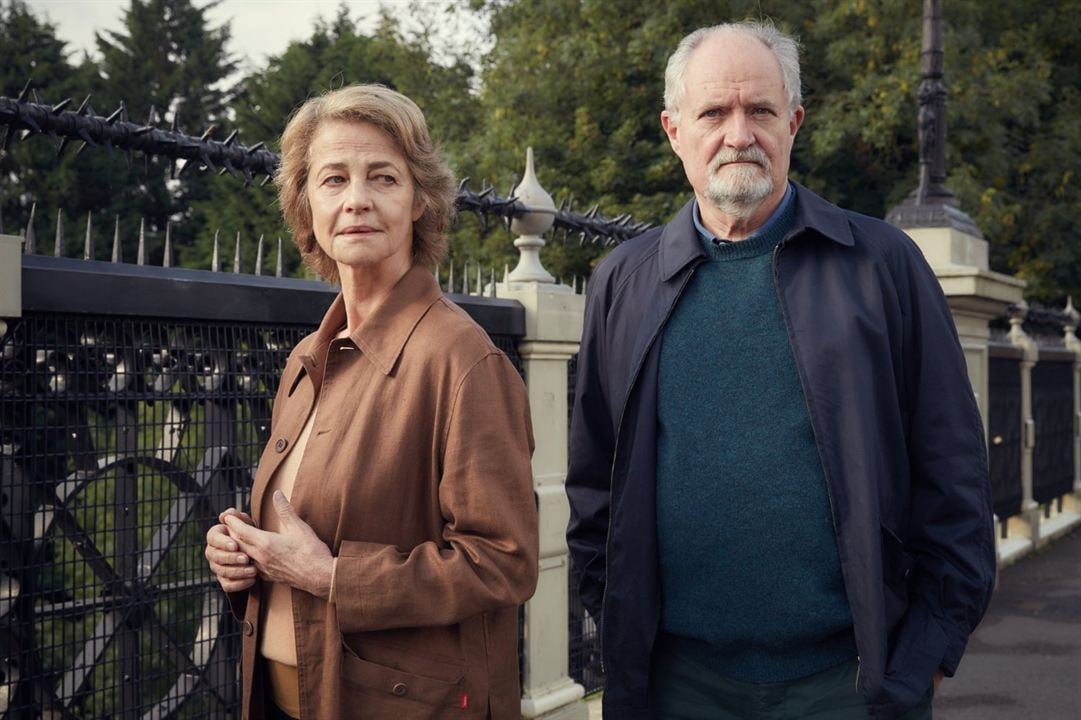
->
[[584, 527, 1081, 719], [936, 527, 1081, 719]]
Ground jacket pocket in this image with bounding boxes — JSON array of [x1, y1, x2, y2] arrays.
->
[[340, 639, 468, 712], [881, 524, 915, 629]]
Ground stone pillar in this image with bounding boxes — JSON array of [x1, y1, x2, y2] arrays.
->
[[1002, 301, 1040, 556], [1062, 299, 1081, 512], [0, 234, 22, 338], [497, 150, 589, 720], [903, 227, 1024, 437]]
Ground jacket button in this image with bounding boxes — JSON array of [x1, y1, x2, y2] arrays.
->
[[274, 438, 287, 452], [392, 682, 407, 696], [242, 621, 254, 636]]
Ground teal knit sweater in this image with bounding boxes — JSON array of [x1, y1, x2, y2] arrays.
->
[[655, 196, 857, 683]]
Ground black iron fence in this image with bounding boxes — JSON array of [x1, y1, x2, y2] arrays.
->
[[986, 335, 1078, 524], [0, 256, 527, 719]]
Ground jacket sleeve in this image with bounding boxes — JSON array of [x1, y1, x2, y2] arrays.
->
[[898, 238, 996, 676], [565, 276, 616, 624], [330, 352, 539, 633]]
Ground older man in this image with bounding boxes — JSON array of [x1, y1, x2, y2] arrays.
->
[[566, 21, 995, 720]]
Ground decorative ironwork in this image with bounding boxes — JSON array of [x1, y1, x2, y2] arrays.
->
[[0, 313, 305, 718], [1, 89, 651, 246], [1032, 356, 1075, 504], [988, 348, 1023, 519], [886, 0, 983, 237]]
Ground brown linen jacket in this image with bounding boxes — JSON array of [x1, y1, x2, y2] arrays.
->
[[228, 266, 539, 720]]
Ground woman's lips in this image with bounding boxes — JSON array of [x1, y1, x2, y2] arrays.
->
[[337, 225, 377, 235]]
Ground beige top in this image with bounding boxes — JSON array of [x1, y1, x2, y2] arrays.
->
[[257, 394, 321, 665]]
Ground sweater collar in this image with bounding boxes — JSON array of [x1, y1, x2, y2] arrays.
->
[[659, 181, 855, 282]]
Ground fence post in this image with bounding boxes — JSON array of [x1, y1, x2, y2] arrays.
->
[[496, 150, 588, 720], [1006, 301, 1041, 552], [0, 234, 21, 337], [1063, 299, 1081, 511]]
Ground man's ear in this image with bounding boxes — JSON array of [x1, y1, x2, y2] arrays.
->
[[789, 105, 805, 137], [661, 111, 681, 155]]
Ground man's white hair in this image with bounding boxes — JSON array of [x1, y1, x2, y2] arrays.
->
[[663, 21, 802, 121]]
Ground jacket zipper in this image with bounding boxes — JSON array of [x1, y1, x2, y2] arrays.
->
[[600, 258, 704, 663], [771, 241, 861, 680]]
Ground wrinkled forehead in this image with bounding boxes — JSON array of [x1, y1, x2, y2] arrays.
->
[[683, 32, 786, 102]]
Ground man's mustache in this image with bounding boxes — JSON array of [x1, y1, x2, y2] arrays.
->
[[709, 147, 771, 172]]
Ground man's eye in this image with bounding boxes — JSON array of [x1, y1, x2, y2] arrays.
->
[[702, 109, 720, 118]]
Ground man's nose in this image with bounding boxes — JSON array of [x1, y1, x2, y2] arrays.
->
[[724, 112, 755, 149]]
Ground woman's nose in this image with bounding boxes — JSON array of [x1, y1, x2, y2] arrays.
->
[[344, 181, 373, 212]]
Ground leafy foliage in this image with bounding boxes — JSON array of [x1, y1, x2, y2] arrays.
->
[[2, 0, 1078, 301]]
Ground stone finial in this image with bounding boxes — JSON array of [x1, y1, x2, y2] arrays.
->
[[233, 231, 242, 273], [1063, 297, 1080, 351], [508, 147, 556, 283], [1006, 300, 1038, 362], [276, 237, 283, 277], [1064, 296, 1079, 327]]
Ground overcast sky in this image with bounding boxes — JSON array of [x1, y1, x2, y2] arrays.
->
[[25, 0, 482, 77]]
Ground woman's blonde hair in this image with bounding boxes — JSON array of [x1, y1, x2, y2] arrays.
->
[[276, 84, 455, 282]]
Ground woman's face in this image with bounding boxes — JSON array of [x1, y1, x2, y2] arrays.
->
[[306, 119, 423, 277]]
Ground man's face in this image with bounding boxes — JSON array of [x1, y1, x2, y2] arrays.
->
[[661, 32, 804, 220]]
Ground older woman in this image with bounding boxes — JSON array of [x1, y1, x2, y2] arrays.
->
[[203, 85, 538, 720]]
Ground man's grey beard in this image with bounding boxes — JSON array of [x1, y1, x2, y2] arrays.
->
[[703, 147, 774, 220]]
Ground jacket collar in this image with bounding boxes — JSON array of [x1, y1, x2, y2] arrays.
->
[[658, 181, 854, 282], [299, 265, 443, 377]]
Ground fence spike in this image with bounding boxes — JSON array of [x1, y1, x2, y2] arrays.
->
[[475, 263, 482, 295], [259, 174, 272, 187], [111, 215, 121, 263], [15, 78, 31, 102], [275, 237, 283, 277], [162, 222, 172, 268], [199, 124, 217, 142], [137, 218, 146, 265], [83, 213, 93, 260], [462, 262, 469, 295], [233, 231, 241, 273], [489, 267, 496, 297], [24, 202, 36, 254], [448, 263, 455, 294], [54, 208, 64, 257], [211, 230, 221, 272], [224, 129, 239, 145], [254, 234, 264, 275]]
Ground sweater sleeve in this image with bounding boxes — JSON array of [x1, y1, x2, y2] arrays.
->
[[330, 352, 539, 633]]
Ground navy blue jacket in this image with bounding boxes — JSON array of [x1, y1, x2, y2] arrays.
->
[[566, 184, 995, 720]]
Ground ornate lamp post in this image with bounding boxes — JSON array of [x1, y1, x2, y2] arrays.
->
[[885, 0, 981, 238]]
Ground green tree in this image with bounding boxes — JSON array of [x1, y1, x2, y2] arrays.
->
[[185, 6, 480, 277], [0, 0, 99, 249], [467, 0, 1080, 301]]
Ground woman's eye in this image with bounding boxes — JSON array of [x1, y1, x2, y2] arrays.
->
[[374, 174, 398, 185], [323, 175, 345, 186]]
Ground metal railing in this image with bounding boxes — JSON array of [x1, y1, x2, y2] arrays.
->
[[0, 256, 525, 719]]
